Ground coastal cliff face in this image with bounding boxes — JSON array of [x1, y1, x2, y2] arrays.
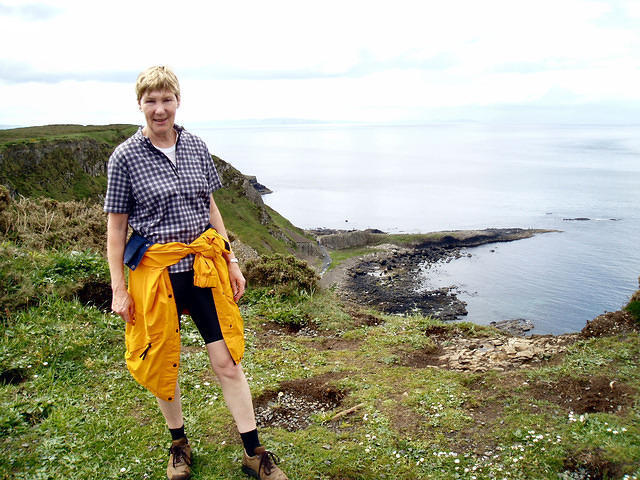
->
[[212, 154, 272, 224], [0, 124, 137, 200], [212, 154, 324, 261], [0, 138, 114, 200]]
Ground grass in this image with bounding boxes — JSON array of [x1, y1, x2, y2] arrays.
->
[[1, 271, 639, 479], [0, 124, 138, 146], [0, 243, 109, 319], [213, 186, 316, 258], [328, 246, 378, 268], [213, 188, 293, 255]]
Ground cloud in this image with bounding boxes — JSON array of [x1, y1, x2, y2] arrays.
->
[[0, 60, 136, 84], [181, 52, 456, 82], [1, 0, 640, 125], [0, 2, 61, 21], [492, 58, 594, 74]]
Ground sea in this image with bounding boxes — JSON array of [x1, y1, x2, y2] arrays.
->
[[193, 122, 640, 335]]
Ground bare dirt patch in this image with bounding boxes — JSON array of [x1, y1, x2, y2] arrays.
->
[[348, 309, 384, 327], [254, 373, 346, 431], [453, 374, 531, 454], [529, 375, 637, 414], [76, 280, 112, 311], [581, 310, 639, 338], [562, 448, 626, 480], [0, 367, 27, 385], [253, 321, 321, 348], [397, 346, 444, 368]]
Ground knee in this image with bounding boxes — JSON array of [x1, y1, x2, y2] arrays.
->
[[212, 359, 243, 382]]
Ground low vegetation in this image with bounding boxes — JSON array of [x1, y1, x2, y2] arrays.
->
[[626, 281, 640, 320], [0, 188, 106, 251], [0, 124, 137, 145], [0, 244, 109, 321], [244, 254, 320, 292]]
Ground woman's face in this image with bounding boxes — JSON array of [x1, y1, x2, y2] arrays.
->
[[139, 89, 179, 139]]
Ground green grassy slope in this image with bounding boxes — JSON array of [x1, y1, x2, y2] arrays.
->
[[0, 124, 138, 145]]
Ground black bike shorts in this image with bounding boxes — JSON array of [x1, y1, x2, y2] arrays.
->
[[169, 270, 223, 345]]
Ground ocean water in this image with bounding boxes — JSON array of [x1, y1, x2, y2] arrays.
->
[[193, 122, 640, 334]]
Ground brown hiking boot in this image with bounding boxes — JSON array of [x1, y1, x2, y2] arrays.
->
[[167, 437, 192, 480], [242, 446, 289, 479]]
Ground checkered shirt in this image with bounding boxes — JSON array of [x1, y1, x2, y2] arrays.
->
[[104, 126, 223, 272]]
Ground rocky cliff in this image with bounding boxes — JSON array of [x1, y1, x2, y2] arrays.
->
[[0, 124, 136, 200]]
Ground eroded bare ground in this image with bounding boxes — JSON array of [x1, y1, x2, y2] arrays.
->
[[580, 310, 639, 338], [254, 373, 347, 431], [563, 449, 629, 480], [344, 305, 385, 327], [529, 375, 637, 414]]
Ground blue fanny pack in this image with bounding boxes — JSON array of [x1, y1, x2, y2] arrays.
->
[[123, 232, 152, 271]]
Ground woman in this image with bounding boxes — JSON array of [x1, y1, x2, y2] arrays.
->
[[105, 65, 288, 480]]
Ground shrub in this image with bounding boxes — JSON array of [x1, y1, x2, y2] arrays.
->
[[626, 300, 640, 321], [625, 276, 640, 321], [0, 195, 106, 251], [241, 287, 312, 330], [244, 253, 319, 292]]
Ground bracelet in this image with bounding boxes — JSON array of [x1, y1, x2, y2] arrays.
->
[[229, 258, 239, 263]]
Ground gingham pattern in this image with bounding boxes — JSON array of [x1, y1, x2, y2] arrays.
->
[[104, 126, 222, 272]]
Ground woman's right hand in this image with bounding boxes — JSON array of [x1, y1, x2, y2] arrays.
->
[[112, 286, 135, 324]]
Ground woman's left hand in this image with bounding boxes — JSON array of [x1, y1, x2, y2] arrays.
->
[[228, 262, 246, 302]]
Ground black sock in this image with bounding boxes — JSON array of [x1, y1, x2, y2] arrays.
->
[[169, 425, 186, 442], [240, 429, 261, 456]]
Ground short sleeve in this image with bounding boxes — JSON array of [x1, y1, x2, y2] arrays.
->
[[203, 145, 223, 193], [104, 151, 133, 213]]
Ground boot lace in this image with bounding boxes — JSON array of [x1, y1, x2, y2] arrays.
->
[[169, 444, 192, 468], [258, 450, 281, 476]]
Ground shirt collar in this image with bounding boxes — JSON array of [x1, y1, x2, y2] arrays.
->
[[136, 124, 184, 146]]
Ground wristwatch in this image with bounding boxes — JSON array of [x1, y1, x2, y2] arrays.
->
[[229, 258, 239, 263]]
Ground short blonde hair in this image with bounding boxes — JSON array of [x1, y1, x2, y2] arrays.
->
[[135, 65, 181, 103]]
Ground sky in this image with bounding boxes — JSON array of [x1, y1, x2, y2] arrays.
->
[[1, 0, 639, 127]]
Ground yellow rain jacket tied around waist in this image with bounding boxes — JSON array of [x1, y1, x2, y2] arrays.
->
[[125, 228, 244, 401]]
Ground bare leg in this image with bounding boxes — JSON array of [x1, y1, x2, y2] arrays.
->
[[157, 383, 184, 429], [206, 340, 256, 433]]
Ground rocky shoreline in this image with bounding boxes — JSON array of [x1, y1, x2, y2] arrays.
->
[[322, 228, 555, 329]]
